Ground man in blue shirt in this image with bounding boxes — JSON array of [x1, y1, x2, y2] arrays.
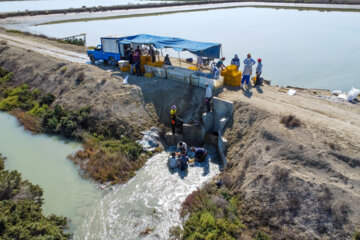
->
[[231, 54, 240, 70], [242, 53, 256, 88]]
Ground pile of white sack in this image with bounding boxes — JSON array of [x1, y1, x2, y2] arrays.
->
[[136, 127, 160, 152], [331, 87, 360, 102]]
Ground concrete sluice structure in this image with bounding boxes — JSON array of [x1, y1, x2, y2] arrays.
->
[[165, 97, 234, 166]]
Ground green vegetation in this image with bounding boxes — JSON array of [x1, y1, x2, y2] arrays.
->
[[42, 104, 90, 138], [5, 29, 22, 34], [354, 231, 360, 240], [0, 68, 12, 84], [58, 38, 85, 46], [171, 184, 247, 240], [0, 154, 69, 239]]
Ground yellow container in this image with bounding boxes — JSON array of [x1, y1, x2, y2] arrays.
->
[[141, 55, 151, 63], [120, 66, 130, 72], [221, 69, 227, 76], [144, 72, 154, 78], [252, 76, 257, 84], [226, 65, 238, 72], [188, 66, 197, 71]]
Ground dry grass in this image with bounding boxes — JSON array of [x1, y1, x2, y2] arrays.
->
[[10, 110, 42, 133], [280, 115, 301, 128]]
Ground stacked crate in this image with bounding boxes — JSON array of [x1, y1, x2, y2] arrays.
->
[[223, 65, 242, 87]]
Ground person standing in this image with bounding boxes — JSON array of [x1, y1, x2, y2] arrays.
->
[[197, 55, 203, 69], [255, 58, 263, 86], [231, 54, 240, 70], [149, 46, 155, 63], [127, 50, 134, 74], [164, 54, 172, 66], [205, 83, 212, 112], [135, 46, 142, 56], [133, 52, 141, 76], [170, 105, 177, 135], [242, 53, 256, 88]]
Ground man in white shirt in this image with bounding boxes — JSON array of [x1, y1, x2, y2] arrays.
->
[[205, 83, 213, 112]]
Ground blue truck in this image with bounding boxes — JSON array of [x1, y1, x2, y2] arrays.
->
[[87, 37, 131, 65]]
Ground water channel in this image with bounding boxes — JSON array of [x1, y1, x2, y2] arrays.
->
[[0, 111, 220, 239], [25, 6, 360, 91]]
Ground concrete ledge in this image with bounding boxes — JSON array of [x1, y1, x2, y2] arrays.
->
[[212, 97, 234, 117], [183, 124, 203, 146], [165, 132, 184, 146]]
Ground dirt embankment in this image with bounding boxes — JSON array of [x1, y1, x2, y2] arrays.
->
[[218, 87, 360, 239], [0, 43, 205, 139]]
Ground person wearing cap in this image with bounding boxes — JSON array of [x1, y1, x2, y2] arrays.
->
[[170, 105, 177, 135], [231, 54, 240, 70], [242, 53, 256, 88], [216, 57, 226, 70], [205, 83, 212, 112], [255, 58, 263, 86]]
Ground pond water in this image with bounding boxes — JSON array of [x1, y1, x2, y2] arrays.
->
[[28, 7, 360, 91], [0, 0, 166, 13], [0, 112, 102, 232], [0, 112, 220, 239]]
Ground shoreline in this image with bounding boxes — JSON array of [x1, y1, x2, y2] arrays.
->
[[1, 0, 360, 19]]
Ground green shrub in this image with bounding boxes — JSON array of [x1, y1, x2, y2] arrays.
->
[[354, 231, 360, 240], [0, 67, 12, 84], [0, 95, 19, 111], [254, 231, 271, 240], [27, 103, 49, 117], [0, 154, 69, 239]]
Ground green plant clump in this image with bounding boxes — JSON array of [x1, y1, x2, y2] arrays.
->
[[0, 154, 69, 239], [176, 185, 246, 240], [0, 68, 12, 84], [0, 84, 40, 111], [42, 104, 90, 138]]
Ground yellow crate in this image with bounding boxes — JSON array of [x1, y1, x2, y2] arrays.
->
[[188, 66, 197, 71], [141, 55, 151, 63], [120, 66, 130, 72], [221, 69, 227, 76], [144, 72, 154, 78], [226, 65, 238, 72]]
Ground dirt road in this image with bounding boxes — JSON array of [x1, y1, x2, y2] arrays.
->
[[0, 33, 88, 63]]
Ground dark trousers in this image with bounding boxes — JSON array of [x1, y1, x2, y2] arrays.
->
[[135, 62, 141, 76], [255, 72, 261, 86], [171, 123, 176, 135], [151, 55, 155, 63], [206, 97, 212, 112]]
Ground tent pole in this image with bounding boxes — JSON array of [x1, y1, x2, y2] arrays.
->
[[178, 52, 181, 67]]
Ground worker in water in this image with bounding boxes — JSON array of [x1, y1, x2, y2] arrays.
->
[[190, 147, 208, 163], [242, 53, 256, 88], [164, 54, 172, 66], [133, 52, 141, 76], [135, 46, 142, 55], [177, 141, 188, 155], [178, 154, 189, 171], [149, 46, 155, 63], [216, 57, 226, 70], [168, 152, 177, 169], [205, 83, 212, 112], [231, 54, 240, 70], [170, 105, 177, 135], [255, 58, 263, 86]]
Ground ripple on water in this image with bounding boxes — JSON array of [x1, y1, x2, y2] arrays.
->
[[75, 151, 221, 240]]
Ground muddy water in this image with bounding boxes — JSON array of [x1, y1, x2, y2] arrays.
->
[[0, 112, 220, 239], [28, 7, 360, 91]]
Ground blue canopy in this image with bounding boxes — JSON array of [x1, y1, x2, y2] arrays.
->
[[117, 34, 221, 58]]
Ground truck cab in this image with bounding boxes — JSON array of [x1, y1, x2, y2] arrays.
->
[[87, 37, 130, 66]]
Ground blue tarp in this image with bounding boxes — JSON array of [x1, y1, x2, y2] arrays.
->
[[117, 34, 221, 58]]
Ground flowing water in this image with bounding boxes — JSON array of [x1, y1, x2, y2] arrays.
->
[[26, 7, 360, 91], [0, 112, 220, 239]]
